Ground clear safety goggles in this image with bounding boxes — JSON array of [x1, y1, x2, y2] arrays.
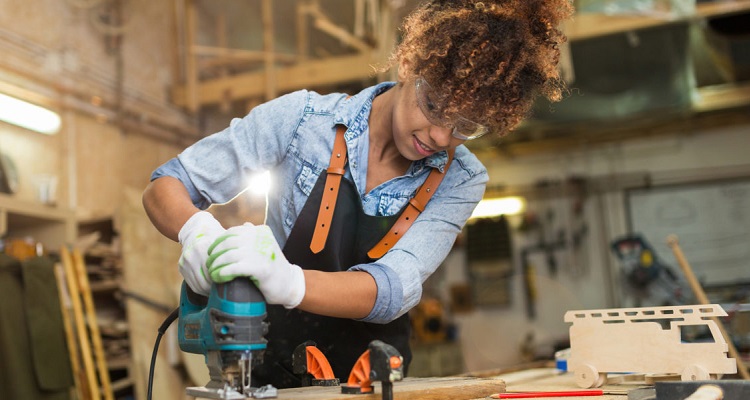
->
[[414, 77, 489, 141]]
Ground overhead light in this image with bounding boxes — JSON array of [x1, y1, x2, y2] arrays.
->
[[470, 196, 526, 219], [0, 93, 61, 135], [246, 170, 271, 197]]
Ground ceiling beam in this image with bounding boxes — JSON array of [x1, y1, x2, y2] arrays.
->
[[262, 0, 276, 100], [565, 1, 750, 41], [170, 52, 382, 107]]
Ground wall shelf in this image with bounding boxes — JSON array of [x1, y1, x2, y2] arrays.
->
[[0, 192, 76, 250]]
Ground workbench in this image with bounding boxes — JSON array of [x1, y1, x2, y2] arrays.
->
[[495, 368, 634, 399], [270, 368, 639, 399]]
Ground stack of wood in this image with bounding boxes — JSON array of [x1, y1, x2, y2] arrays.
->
[[57, 246, 115, 400]]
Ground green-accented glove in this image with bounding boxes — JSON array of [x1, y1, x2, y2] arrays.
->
[[177, 211, 225, 296], [206, 224, 305, 309]]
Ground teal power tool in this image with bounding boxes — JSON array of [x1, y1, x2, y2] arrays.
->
[[178, 279, 276, 399]]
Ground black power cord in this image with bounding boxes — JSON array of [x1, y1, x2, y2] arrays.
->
[[147, 307, 180, 400]]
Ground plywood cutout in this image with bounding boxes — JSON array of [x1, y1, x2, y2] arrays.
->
[[565, 304, 737, 388]]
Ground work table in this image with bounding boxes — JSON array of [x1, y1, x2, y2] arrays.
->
[[496, 368, 633, 399], [270, 368, 638, 399]]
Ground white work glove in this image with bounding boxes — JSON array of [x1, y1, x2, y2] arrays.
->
[[206, 224, 306, 309], [177, 211, 225, 296]]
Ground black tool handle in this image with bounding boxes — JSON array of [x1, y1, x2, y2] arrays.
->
[[216, 278, 266, 303]]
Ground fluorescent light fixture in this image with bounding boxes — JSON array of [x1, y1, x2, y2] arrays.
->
[[247, 170, 271, 197], [0, 93, 61, 134], [470, 196, 525, 219]]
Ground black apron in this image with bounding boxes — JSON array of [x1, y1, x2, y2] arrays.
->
[[251, 138, 412, 389]]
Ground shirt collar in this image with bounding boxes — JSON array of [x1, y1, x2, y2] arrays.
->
[[335, 81, 452, 173], [334, 81, 395, 131]]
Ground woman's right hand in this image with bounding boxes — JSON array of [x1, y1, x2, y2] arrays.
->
[[177, 211, 226, 296]]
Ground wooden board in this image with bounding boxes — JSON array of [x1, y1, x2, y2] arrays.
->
[[271, 377, 505, 400], [500, 369, 633, 399]]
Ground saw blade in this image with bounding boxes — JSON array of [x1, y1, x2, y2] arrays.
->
[[186, 386, 247, 399]]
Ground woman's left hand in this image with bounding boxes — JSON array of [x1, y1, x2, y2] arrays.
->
[[206, 224, 306, 309]]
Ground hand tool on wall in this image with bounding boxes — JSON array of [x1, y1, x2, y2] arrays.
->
[[178, 278, 276, 399], [611, 234, 684, 305], [292, 341, 339, 386], [667, 234, 750, 380], [341, 340, 404, 400], [520, 248, 538, 319]]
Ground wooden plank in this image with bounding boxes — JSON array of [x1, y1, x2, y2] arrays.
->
[[54, 262, 84, 400], [309, 5, 372, 53], [565, 0, 750, 41], [192, 45, 297, 62], [499, 369, 629, 399], [693, 82, 750, 113], [61, 246, 100, 400], [171, 52, 380, 107], [262, 0, 277, 100], [268, 377, 506, 400], [667, 235, 750, 380], [185, 0, 198, 113], [297, 1, 311, 60], [72, 248, 115, 399]]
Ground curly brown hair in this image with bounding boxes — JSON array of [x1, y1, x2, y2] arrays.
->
[[389, 0, 574, 136]]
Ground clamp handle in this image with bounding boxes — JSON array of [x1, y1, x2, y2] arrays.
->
[[341, 340, 403, 399]]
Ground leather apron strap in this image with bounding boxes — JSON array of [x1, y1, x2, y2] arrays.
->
[[310, 125, 348, 254], [367, 148, 455, 259], [311, 125, 455, 257]]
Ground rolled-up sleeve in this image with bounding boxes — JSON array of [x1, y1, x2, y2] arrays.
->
[[151, 158, 212, 210], [351, 262, 404, 323]]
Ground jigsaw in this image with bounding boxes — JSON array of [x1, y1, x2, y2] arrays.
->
[[178, 278, 276, 399]]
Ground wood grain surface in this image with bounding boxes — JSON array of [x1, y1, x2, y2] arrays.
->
[[272, 376, 506, 400]]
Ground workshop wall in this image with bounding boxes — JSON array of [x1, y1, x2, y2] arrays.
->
[[0, 0, 186, 217], [0, 0, 175, 104], [446, 123, 750, 372], [0, 1, 193, 397], [72, 112, 182, 220], [0, 117, 67, 205]]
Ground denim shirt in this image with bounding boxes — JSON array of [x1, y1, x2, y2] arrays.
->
[[151, 82, 488, 323]]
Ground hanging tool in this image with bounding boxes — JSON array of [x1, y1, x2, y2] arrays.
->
[[292, 341, 339, 386], [520, 238, 566, 319], [611, 234, 685, 305], [667, 234, 750, 380], [341, 340, 404, 400], [178, 279, 276, 399]]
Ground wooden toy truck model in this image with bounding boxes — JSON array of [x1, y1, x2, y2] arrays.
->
[[564, 304, 737, 388]]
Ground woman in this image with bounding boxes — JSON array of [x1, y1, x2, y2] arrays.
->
[[143, 0, 573, 388]]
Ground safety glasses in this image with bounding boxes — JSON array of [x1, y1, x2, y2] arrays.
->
[[414, 77, 489, 140]]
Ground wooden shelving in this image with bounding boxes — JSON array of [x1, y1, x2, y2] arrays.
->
[[78, 218, 133, 400], [0, 192, 76, 250]]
